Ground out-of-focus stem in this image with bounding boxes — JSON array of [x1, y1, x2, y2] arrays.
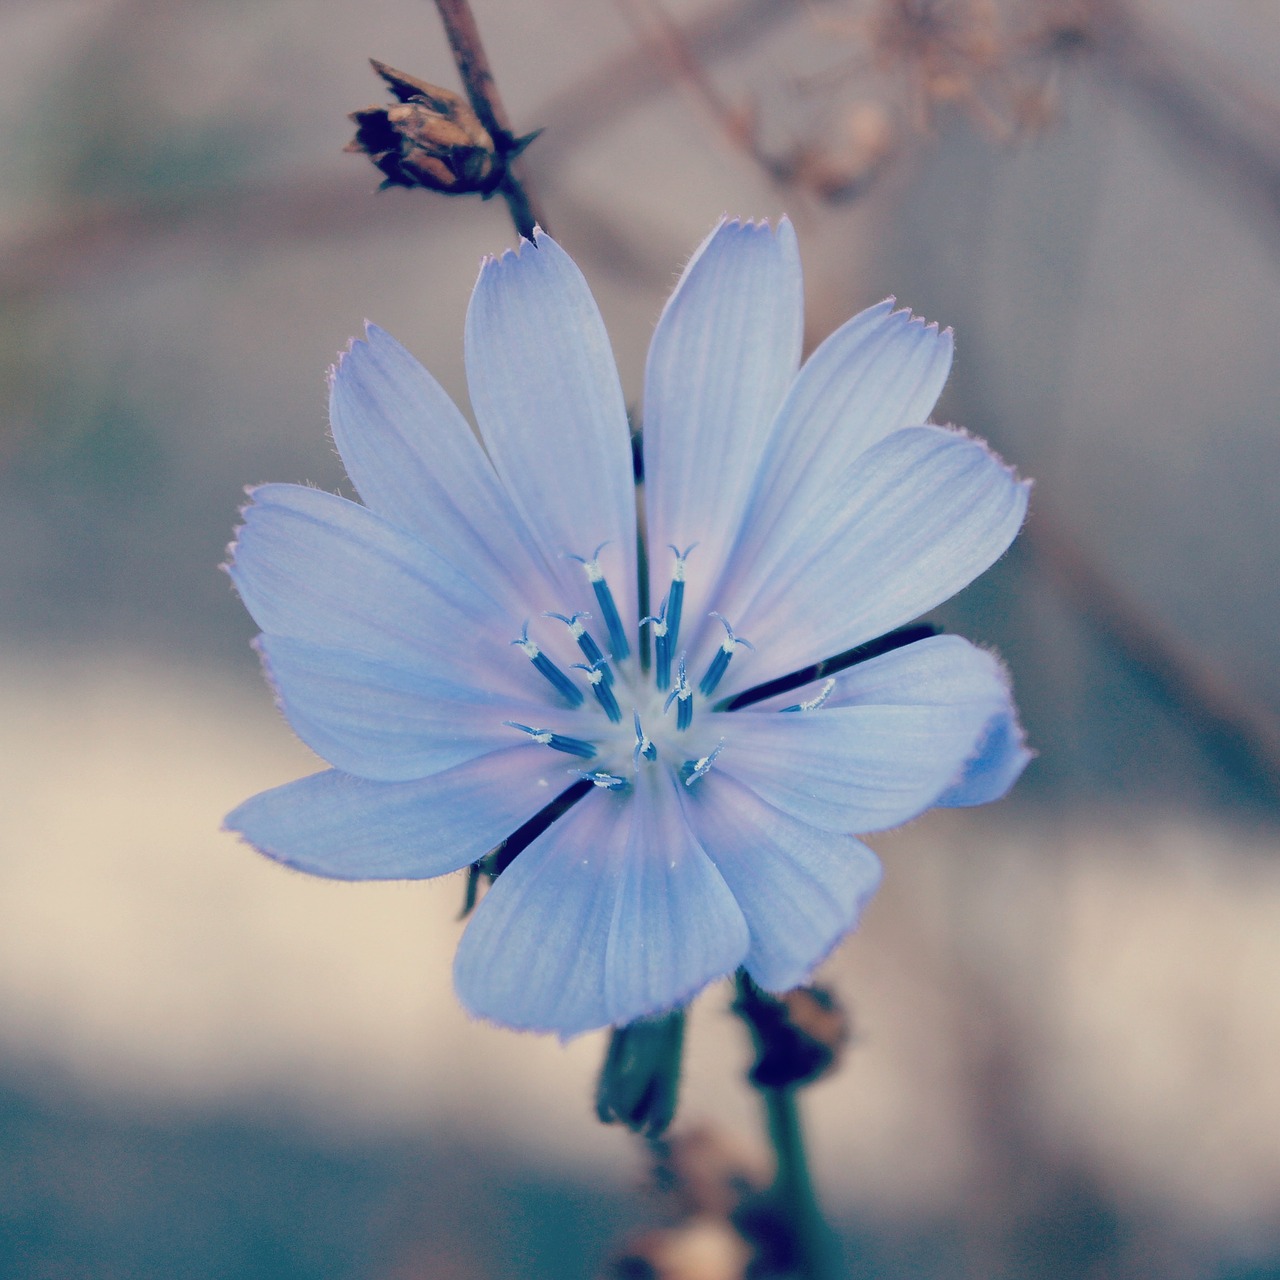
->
[[761, 1084, 842, 1280], [734, 973, 844, 1280], [430, 0, 547, 237]]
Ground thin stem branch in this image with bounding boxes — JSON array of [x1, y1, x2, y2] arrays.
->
[[760, 1086, 842, 1280], [1086, 0, 1280, 248], [733, 974, 843, 1280], [430, 0, 547, 237]]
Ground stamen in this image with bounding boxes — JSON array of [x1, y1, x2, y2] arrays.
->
[[544, 611, 612, 684], [578, 770, 629, 790], [504, 721, 596, 759], [642, 597, 672, 691], [511, 622, 584, 707], [663, 653, 694, 732], [567, 543, 630, 661], [573, 656, 622, 722], [633, 710, 657, 763], [681, 738, 725, 787], [781, 678, 837, 713], [656, 544, 696, 690], [699, 614, 755, 697]]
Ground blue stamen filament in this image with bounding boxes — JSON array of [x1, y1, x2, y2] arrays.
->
[[663, 654, 693, 732], [568, 543, 630, 661], [574, 656, 622, 722], [655, 544, 695, 691], [642, 598, 672, 691], [544, 611, 612, 684], [633, 710, 657, 764], [505, 721, 596, 759], [681, 739, 725, 787], [781, 678, 837, 713], [512, 623, 584, 707], [699, 614, 754, 697]]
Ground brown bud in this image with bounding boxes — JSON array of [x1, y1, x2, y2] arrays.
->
[[346, 59, 500, 194], [733, 976, 852, 1089], [794, 104, 896, 204]]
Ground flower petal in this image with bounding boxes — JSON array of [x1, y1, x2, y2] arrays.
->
[[454, 769, 748, 1036], [825, 634, 1032, 807], [225, 747, 571, 880], [329, 324, 557, 613], [464, 231, 637, 629], [642, 218, 803, 631], [257, 635, 552, 781], [717, 636, 1012, 833], [681, 772, 882, 993], [228, 483, 537, 700], [935, 709, 1033, 807], [727, 300, 953, 572], [710, 426, 1030, 695]]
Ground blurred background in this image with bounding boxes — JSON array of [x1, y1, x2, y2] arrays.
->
[[2, 0, 1278, 1276]]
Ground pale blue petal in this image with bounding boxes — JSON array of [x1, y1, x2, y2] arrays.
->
[[935, 710, 1032, 807], [228, 484, 535, 700], [464, 232, 637, 628], [257, 635, 553, 782], [642, 219, 803, 635], [329, 325, 558, 612], [604, 767, 749, 1026], [724, 636, 1028, 812], [825, 636, 1031, 806], [225, 747, 571, 880], [718, 636, 1012, 832], [710, 427, 1030, 696], [681, 772, 882, 993], [726, 300, 953, 573], [454, 769, 748, 1036]]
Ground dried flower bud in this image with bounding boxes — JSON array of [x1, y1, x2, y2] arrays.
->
[[733, 976, 851, 1089], [346, 59, 501, 194], [794, 103, 896, 203]]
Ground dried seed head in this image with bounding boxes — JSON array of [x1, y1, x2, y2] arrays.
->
[[345, 59, 500, 194], [733, 976, 852, 1089]]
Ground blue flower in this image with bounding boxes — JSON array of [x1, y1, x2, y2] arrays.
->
[[225, 218, 1031, 1037]]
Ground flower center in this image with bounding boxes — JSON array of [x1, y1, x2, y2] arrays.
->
[[503, 545, 751, 791]]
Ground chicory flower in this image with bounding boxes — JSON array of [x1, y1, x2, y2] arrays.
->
[[225, 218, 1031, 1036]]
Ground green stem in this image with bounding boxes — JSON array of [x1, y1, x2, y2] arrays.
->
[[733, 973, 843, 1279], [430, 0, 547, 237], [761, 1084, 841, 1280]]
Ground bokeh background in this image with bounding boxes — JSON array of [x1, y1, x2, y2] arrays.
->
[[2, 0, 1279, 1276]]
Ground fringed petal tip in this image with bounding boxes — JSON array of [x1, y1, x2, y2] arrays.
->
[[936, 696, 1035, 809], [932, 422, 1035, 493]]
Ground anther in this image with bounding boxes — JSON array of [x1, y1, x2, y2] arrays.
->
[[567, 543, 630, 661], [544, 611, 612, 684], [573, 656, 622, 722], [663, 653, 694, 732], [681, 739, 725, 787], [511, 622, 584, 707], [781, 678, 837, 713], [698, 614, 755, 697], [633, 710, 657, 764], [578, 770, 629, 790], [504, 721, 596, 759]]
